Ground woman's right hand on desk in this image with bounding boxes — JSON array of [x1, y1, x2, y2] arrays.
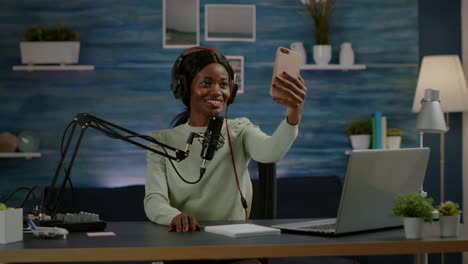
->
[[168, 212, 201, 232]]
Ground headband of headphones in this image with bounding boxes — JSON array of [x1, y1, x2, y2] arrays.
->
[[171, 46, 238, 105]]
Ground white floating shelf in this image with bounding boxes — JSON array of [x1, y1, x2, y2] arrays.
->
[[300, 64, 366, 71], [0, 152, 42, 159], [12, 65, 95, 71]]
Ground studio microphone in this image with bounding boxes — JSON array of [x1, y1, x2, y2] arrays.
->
[[200, 115, 224, 177]]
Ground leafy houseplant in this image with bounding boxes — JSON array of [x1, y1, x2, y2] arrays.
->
[[393, 192, 434, 239], [20, 24, 81, 65], [345, 121, 371, 150], [301, 0, 339, 65], [438, 201, 462, 237], [303, 0, 339, 45], [345, 121, 371, 135], [438, 201, 461, 216], [24, 24, 80, 42], [387, 128, 403, 137]]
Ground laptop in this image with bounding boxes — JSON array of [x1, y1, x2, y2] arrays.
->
[[272, 147, 430, 235]]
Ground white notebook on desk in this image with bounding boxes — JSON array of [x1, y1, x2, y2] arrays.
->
[[204, 223, 281, 238]]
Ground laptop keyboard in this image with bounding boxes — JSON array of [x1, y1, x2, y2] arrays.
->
[[302, 223, 336, 231]]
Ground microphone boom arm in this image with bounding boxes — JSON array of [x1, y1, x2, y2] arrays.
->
[[44, 113, 190, 216]]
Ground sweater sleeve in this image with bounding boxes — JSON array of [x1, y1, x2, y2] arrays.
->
[[241, 118, 298, 163], [144, 131, 181, 225]]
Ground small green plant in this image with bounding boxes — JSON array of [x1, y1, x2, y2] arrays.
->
[[345, 120, 371, 135], [23, 24, 80, 41], [393, 192, 434, 222], [387, 128, 403, 137], [438, 201, 462, 216]]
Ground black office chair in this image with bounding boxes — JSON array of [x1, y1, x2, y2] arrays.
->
[[249, 161, 277, 220]]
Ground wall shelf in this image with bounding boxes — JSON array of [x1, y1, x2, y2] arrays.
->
[[12, 65, 95, 71], [300, 64, 366, 71], [0, 152, 42, 159]]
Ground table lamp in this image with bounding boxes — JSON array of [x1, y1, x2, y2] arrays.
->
[[412, 55, 468, 202]]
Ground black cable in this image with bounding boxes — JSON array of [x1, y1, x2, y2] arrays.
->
[[2, 185, 41, 215]]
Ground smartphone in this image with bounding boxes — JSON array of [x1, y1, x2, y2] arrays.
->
[[270, 47, 302, 97]]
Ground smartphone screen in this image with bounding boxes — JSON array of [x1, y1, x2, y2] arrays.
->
[[270, 47, 302, 97]]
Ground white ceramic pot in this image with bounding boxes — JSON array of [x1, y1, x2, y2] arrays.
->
[[439, 215, 460, 237], [350, 134, 371, 150], [387, 136, 402, 149], [20, 41, 80, 64], [339, 42, 354, 66], [290, 42, 307, 65], [313, 45, 332, 65], [403, 217, 424, 239]]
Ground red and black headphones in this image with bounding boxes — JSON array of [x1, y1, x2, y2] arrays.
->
[[170, 46, 238, 105]]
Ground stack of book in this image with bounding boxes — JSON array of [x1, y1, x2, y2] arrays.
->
[[370, 112, 387, 149]]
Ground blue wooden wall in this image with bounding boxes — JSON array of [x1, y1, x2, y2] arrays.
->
[[0, 0, 419, 204]]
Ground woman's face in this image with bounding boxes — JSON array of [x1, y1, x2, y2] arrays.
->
[[189, 63, 231, 123]]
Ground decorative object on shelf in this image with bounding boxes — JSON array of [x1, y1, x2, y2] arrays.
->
[[386, 128, 403, 149], [437, 201, 461, 237], [345, 120, 371, 150], [18, 131, 40, 153], [392, 192, 434, 239], [20, 24, 80, 65], [339, 42, 354, 67], [412, 55, 468, 204], [301, 0, 339, 65], [0, 132, 18, 152], [290, 42, 307, 65], [300, 64, 366, 70]]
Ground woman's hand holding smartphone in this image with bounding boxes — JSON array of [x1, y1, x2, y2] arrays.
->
[[270, 47, 307, 125]]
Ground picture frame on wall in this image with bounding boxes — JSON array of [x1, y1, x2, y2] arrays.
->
[[163, 0, 199, 48], [226, 56, 244, 94], [205, 5, 256, 42]]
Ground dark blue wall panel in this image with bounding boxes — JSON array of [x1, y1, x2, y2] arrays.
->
[[0, 0, 419, 204]]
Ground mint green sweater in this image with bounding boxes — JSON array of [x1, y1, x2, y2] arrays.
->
[[144, 117, 298, 225]]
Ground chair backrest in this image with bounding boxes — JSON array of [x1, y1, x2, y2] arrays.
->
[[249, 162, 277, 219]]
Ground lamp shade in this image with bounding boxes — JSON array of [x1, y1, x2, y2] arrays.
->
[[415, 89, 447, 133], [412, 55, 468, 113]]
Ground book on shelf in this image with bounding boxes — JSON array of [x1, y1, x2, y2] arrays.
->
[[203, 223, 281, 238], [370, 112, 387, 149]]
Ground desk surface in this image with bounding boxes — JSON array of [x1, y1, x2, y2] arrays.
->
[[1, 219, 467, 263]]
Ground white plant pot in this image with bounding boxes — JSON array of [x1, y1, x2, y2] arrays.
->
[[313, 45, 332, 65], [20, 41, 80, 64], [403, 217, 424, 239], [439, 215, 460, 237], [350, 134, 371, 150], [387, 136, 402, 149]]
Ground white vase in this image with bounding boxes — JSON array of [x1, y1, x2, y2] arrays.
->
[[339, 42, 354, 66], [290, 42, 307, 65], [387, 136, 402, 149], [313, 45, 332, 65], [403, 217, 424, 239], [439, 215, 460, 237], [350, 135, 371, 150], [20, 41, 80, 65]]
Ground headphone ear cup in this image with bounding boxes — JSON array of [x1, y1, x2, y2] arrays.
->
[[172, 74, 186, 99], [227, 82, 238, 105]]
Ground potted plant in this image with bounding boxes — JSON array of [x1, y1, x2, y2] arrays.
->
[[387, 128, 403, 149], [345, 120, 371, 150], [437, 201, 462, 237], [20, 24, 80, 65], [301, 0, 339, 65], [392, 192, 434, 239]]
